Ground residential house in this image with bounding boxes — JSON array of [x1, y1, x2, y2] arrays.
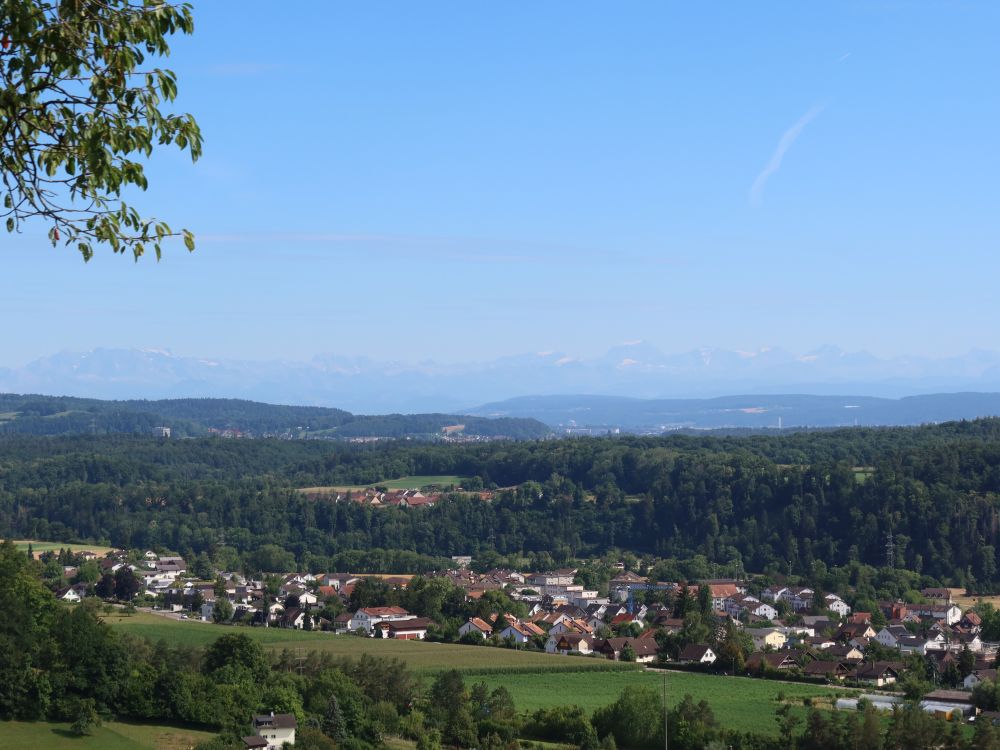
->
[[826, 644, 864, 661], [783, 587, 816, 611], [55, 583, 89, 602], [499, 620, 545, 644], [348, 606, 414, 634], [837, 623, 876, 642], [803, 660, 853, 681], [898, 633, 946, 656], [331, 612, 353, 634], [746, 652, 800, 672], [549, 633, 597, 655], [921, 588, 954, 605], [549, 618, 593, 637], [280, 608, 307, 630], [962, 612, 983, 632], [708, 583, 741, 610], [824, 595, 852, 618], [965, 669, 998, 689], [459, 617, 494, 639], [379, 617, 434, 640], [596, 637, 659, 663], [677, 644, 717, 665], [761, 586, 789, 603], [247, 712, 297, 750], [875, 625, 910, 649], [906, 603, 962, 626], [853, 662, 902, 687], [745, 627, 787, 651]]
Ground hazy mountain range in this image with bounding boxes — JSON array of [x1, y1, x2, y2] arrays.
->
[[467, 393, 1000, 431], [5, 343, 1000, 417]]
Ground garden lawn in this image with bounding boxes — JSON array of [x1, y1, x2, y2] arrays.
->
[[0, 720, 216, 750], [472, 669, 855, 737]]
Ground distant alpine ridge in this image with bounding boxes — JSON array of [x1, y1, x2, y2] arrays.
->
[[466, 393, 1000, 432], [5, 343, 1000, 414]]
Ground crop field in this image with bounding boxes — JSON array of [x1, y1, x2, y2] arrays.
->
[[472, 669, 856, 736], [105, 612, 633, 674], [0, 720, 216, 750], [13, 540, 117, 558]]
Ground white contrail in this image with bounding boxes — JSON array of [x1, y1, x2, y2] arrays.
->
[[750, 103, 826, 205]]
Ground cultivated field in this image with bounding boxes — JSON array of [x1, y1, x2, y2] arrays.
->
[[472, 669, 855, 736], [13, 540, 117, 559], [105, 612, 634, 674], [0, 720, 215, 750]]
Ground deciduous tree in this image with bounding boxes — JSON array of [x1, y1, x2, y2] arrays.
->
[[0, 0, 201, 259]]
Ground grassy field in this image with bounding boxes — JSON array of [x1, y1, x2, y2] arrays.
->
[[951, 588, 1000, 610], [299, 475, 469, 494], [472, 669, 854, 736], [0, 720, 216, 750], [13, 540, 117, 559], [106, 612, 630, 674], [380, 475, 466, 489]]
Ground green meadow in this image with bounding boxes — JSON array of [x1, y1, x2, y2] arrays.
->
[[0, 720, 215, 750], [471, 669, 855, 736], [106, 612, 632, 674]]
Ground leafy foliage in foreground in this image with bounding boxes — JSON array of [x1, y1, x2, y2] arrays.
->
[[0, 1, 201, 259]]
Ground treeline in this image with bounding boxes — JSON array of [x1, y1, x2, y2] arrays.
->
[[4, 420, 1000, 584], [0, 394, 551, 439]]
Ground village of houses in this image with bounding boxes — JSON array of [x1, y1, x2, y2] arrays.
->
[[51, 547, 1000, 727]]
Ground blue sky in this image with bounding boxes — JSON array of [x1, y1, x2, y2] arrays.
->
[[4, 1, 999, 365]]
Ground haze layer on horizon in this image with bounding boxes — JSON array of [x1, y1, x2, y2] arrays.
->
[[4, 2, 998, 365]]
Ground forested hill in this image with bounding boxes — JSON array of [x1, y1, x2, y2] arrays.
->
[[5, 418, 1000, 588], [0, 393, 550, 439]]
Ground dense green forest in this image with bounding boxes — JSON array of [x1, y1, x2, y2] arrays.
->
[[0, 393, 550, 439], [3, 419, 1000, 586]]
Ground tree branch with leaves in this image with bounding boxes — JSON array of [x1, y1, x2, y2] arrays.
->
[[0, 0, 201, 260]]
